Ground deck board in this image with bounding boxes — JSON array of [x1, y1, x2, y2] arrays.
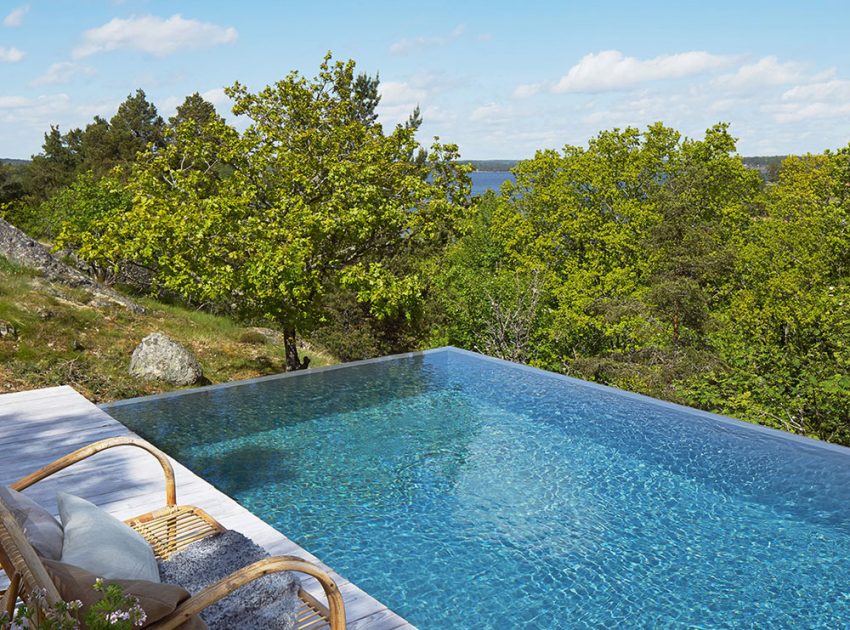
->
[[0, 385, 417, 629]]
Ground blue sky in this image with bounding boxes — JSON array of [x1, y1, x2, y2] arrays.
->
[[1, 1, 849, 159]]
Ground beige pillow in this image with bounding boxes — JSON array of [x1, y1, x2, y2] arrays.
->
[[58, 492, 160, 583], [3, 486, 64, 560], [43, 558, 207, 630]]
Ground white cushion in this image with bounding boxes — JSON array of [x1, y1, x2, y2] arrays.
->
[[2, 486, 64, 560], [57, 492, 160, 583]]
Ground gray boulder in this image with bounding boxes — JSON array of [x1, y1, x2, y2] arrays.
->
[[129, 333, 203, 386]]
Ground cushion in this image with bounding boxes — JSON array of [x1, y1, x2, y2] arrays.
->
[[2, 486, 63, 560], [43, 558, 207, 630], [158, 530, 301, 630], [57, 492, 160, 583]]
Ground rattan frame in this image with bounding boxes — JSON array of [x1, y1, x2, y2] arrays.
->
[[2, 437, 345, 630]]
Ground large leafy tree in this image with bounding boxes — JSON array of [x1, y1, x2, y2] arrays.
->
[[687, 152, 850, 441], [77, 55, 470, 370]]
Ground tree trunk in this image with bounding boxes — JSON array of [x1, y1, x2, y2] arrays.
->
[[282, 327, 310, 371]]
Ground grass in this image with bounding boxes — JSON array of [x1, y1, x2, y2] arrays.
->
[[0, 257, 337, 402]]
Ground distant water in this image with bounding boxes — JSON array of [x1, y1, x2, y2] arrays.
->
[[469, 170, 515, 196]]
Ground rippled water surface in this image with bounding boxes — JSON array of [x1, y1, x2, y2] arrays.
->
[[108, 349, 850, 629]]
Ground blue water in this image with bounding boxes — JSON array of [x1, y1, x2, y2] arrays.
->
[[106, 349, 850, 629], [470, 170, 514, 196]]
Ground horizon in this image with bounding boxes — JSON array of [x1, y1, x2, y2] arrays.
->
[[2, 1, 849, 160]]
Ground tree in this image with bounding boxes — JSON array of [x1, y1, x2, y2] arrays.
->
[[24, 126, 83, 199], [646, 123, 761, 347], [168, 93, 219, 132], [0, 162, 24, 206], [80, 90, 165, 177], [351, 72, 381, 126], [686, 152, 850, 441], [76, 55, 470, 370]]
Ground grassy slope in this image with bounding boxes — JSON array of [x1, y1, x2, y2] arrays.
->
[[0, 257, 336, 402]]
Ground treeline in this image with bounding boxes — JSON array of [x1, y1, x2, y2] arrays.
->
[[1, 55, 848, 444]]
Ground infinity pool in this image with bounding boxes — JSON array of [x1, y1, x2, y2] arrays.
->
[[105, 348, 850, 629]]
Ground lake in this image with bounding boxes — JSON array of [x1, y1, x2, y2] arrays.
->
[[469, 170, 514, 196]]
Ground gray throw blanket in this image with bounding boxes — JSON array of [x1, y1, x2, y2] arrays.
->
[[158, 530, 301, 630]]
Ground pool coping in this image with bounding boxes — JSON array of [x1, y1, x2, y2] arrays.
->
[[103, 345, 850, 460], [99, 347, 448, 409]]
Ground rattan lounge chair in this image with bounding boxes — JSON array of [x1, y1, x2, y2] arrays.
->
[[0, 437, 345, 629]]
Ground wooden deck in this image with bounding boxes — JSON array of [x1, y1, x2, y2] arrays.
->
[[0, 385, 416, 630]]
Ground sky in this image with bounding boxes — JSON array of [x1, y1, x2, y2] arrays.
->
[[1, 0, 850, 160]]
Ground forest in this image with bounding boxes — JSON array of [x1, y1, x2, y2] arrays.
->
[[1, 55, 848, 445]]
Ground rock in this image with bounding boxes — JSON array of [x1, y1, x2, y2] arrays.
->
[[0, 321, 17, 339], [0, 218, 145, 314], [129, 333, 203, 386]]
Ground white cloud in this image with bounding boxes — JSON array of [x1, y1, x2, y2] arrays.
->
[[73, 14, 237, 59], [552, 50, 736, 93], [767, 79, 850, 123], [3, 4, 29, 27], [201, 87, 230, 109], [31, 61, 95, 86], [379, 81, 427, 106], [0, 46, 24, 62], [390, 24, 465, 55], [0, 94, 73, 127], [781, 79, 850, 102], [470, 103, 511, 123], [715, 56, 832, 90], [420, 105, 455, 125], [0, 96, 30, 108], [772, 101, 850, 124], [376, 80, 427, 126], [513, 82, 545, 98]]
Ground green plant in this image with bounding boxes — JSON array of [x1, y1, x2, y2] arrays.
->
[[0, 580, 147, 630], [85, 578, 147, 629], [0, 588, 81, 630]]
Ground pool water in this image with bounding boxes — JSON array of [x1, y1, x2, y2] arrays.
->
[[105, 348, 850, 629]]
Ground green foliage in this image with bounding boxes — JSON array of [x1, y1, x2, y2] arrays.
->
[[85, 578, 147, 629], [73, 54, 470, 370], [433, 124, 850, 443], [0, 580, 146, 630], [4, 51, 849, 446], [0, 590, 82, 630], [24, 173, 129, 248]]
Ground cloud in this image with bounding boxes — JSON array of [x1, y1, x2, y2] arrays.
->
[[379, 81, 427, 106], [376, 80, 427, 126], [3, 4, 29, 27], [200, 87, 230, 109], [390, 24, 465, 55], [715, 56, 832, 90], [0, 46, 24, 62], [73, 14, 237, 59], [771, 101, 850, 124], [781, 79, 850, 102], [0, 96, 30, 108], [552, 50, 736, 93], [31, 61, 95, 86], [470, 103, 511, 123], [513, 82, 545, 98], [769, 79, 850, 123]]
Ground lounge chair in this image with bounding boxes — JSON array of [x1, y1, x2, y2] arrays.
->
[[0, 437, 345, 629]]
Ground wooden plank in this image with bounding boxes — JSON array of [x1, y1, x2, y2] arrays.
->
[[0, 386, 416, 629]]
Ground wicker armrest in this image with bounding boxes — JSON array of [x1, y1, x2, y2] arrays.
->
[[148, 556, 345, 630], [126, 506, 342, 630], [11, 437, 177, 506]]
